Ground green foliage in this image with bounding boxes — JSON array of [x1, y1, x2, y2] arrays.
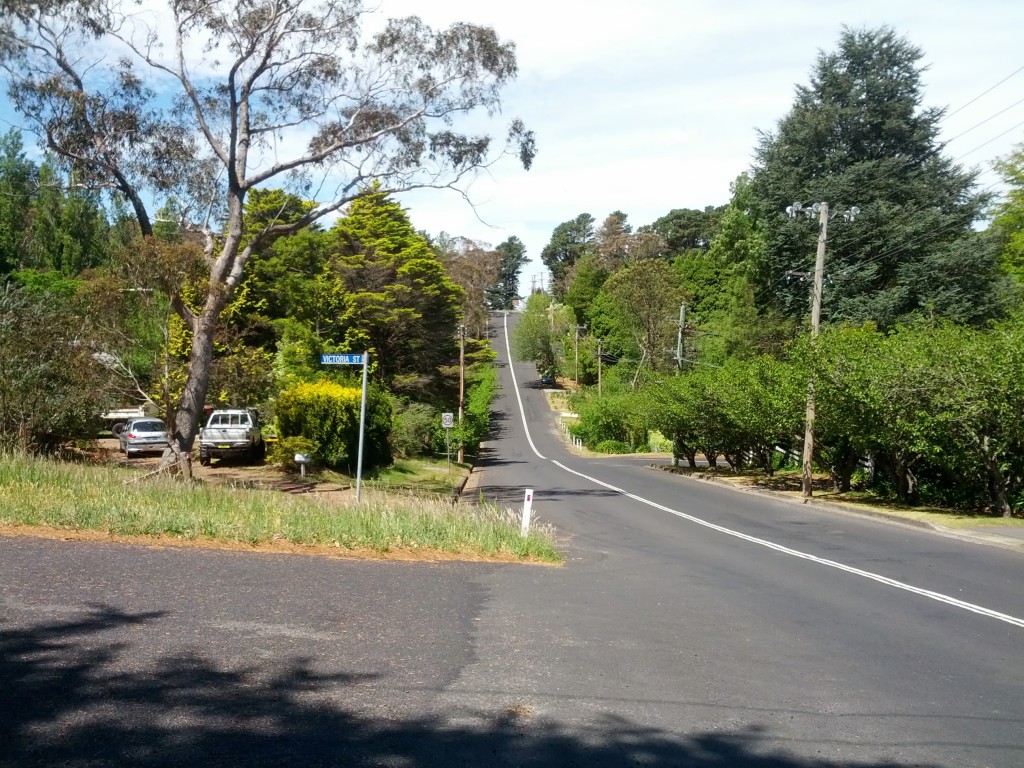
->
[[716, 356, 805, 474], [992, 142, 1024, 292], [0, 129, 35, 274], [568, 377, 648, 451], [460, 362, 498, 454], [511, 291, 558, 372], [646, 206, 725, 256], [330, 191, 463, 388], [562, 254, 609, 327], [594, 439, 632, 454], [486, 236, 528, 309], [268, 435, 320, 472], [390, 399, 437, 460], [275, 380, 392, 473], [541, 213, 595, 297], [273, 318, 325, 391], [596, 259, 685, 373], [751, 27, 999, 329], [0, 283, 117, 451], [791, 320, 1024, 513]]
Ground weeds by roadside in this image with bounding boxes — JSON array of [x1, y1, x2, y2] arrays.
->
[[0, 452, 562, 563]]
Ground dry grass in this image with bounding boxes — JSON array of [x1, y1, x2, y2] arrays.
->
[[0, 452, 563, 563]]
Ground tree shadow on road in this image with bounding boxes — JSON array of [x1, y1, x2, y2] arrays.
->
[[1, 607, 938, 768]]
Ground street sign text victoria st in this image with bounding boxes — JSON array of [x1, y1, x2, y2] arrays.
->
[[320, 353, 365, 365]]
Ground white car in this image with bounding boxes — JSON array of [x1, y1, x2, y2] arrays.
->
[[119, 418, 168, 458]]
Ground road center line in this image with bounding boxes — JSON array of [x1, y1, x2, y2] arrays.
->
[[501, 313, 1024, 630]]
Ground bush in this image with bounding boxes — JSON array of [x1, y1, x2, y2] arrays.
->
[[268, 436, 320, 472], [0, 283, 117, 452], [276, 380, 392, 473], [594, 440, 632, 454], [390, 399, 436, 459], [569, 390, 647, 451]]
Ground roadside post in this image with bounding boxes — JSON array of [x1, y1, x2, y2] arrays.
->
[[441, 412, 455, 472], [320, 351, 370, 503], [521, 489, 534, 537]]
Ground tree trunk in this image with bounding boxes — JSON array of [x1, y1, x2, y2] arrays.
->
[[982, 447, 1013, 517], [826, 439, 860, 493], [160, 313, 217, 470], [895, 456, 919, 505]]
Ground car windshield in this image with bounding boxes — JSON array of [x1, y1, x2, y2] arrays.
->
[[131, 421, 165, 432]]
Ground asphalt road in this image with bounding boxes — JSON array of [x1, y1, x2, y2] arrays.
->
[[2, 311, 1022, 767]]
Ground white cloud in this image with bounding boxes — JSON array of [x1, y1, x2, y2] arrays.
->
[[379, 0, 1024, 278]]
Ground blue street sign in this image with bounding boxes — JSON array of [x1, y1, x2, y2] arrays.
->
[[321, 353, 365, 365]]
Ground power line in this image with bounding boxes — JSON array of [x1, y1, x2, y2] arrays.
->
[[954, 119, 1024, 161], [945, 64, 1024, 120], [943, 96, 1024, 145]]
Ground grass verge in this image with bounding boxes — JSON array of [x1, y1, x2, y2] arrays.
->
[[666, 466, 1024, 528], [0, 452, 562, 564], [365, 458, 471, 495]]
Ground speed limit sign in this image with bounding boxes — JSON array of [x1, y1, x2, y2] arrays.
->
[[441, 412, 455, 428]]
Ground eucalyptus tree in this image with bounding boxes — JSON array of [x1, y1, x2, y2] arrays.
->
[[1, 0, 534, 469], [594, 259, 685, 377], [435, 235, 500, 339]]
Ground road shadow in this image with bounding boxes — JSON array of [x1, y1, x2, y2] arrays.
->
[[2, 607, 939, 768]]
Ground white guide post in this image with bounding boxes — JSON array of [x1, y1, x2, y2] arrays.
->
[[520, 489, 534, 537]]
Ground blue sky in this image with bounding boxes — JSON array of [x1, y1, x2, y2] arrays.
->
[[385, 0, 1024, 286], [2, 1, 1022, 289]]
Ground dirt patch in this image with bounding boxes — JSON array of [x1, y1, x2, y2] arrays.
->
[[98, 439, 354, 502]]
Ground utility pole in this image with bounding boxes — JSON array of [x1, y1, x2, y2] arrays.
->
[[597, 338, 603, 398], [787, 201, 859, 498], [675, 301, 686, 370], [573, 324, 586, 385], [458, 324, 466, 464]]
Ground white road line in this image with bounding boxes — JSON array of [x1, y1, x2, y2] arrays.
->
[[501, 312, 546, 460], [501, 313, 1024, 630]]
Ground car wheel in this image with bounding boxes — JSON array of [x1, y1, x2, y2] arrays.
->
[[199, 447, 211, 466], [111, 422, 125, 438], [125, 449, 135, 460]]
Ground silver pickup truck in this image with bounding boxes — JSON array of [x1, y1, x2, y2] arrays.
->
[[198, 408, 266, 465]]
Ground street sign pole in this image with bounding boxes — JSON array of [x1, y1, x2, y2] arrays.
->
[[320, 351, 370, 503], [355, 351, 369, 503], [441, 412, 455, 473]]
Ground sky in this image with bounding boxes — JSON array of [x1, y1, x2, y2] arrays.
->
[[378, 0, 1024, 289], [2, 1, 1022, 291]]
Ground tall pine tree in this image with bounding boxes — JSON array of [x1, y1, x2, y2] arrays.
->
[[751, 26, 1002, 328]]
